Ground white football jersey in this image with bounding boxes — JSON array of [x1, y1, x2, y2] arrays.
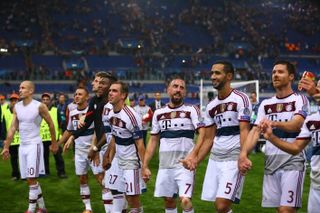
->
[[67, 106, 94, 152], [205, 89, 252, 161], [15, 99, 42, 145], [109, 105, 143, 169], [151, 104, 204, 169], [255, 93, 309, 174], [296, 111, 320, 189]]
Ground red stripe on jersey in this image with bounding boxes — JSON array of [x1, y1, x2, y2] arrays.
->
[[124, 105, 139, 127], [193, 105, 201, 116], [233, 90, 249, 107]]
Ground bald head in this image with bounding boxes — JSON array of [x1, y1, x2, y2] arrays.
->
[[22, 81, 35, 92], [19, 80, 35, 100]]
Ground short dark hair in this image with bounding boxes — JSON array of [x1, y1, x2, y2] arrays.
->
[[77, 86, 89, 95], [112, 81, 129, 100], [95, 71, 117, 83], [213, 61, 234, 76], [273, 60, 296, 78]]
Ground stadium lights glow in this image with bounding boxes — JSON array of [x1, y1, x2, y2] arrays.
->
[[0, 48, 8, 52]]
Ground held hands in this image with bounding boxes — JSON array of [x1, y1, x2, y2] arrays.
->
[[238, 154, 252, 176], [142, 167, 151, 183], [63, 136, 75, 152], [258, 118, 273, 140], [1, 147, 10, 160], [180, 154, 198, 171], [50, 141, 59, 154]]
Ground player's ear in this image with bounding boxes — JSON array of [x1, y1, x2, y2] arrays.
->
[[226, 72, 233, 81]]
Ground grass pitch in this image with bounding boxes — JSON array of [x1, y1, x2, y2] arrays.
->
[[0, 148, 310, 213]]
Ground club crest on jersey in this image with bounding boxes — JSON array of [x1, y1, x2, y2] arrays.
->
[[285, 104, 292, 112], [180, 112, 186, 118], [170, 111, 177, 119], [276, 104, 283, 112], [118, 121, 124, 128], [227, 103, 233, 111]]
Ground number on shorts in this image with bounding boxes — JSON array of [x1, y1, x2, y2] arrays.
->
[[126, 182, 133, 193], [28, 167, 34, 175], [287, 190, 294, 203], [109, 174, 118, 184], [184, 183, 192, 194], [225, 182, 232, 194]]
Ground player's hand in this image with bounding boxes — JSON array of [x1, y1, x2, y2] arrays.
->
[[50, 142, 59, 154], [258, 119, 273, 140], [102, 151, 111, 170], [78, 115, 86, 128], [142, 167, 151, 183], [298, 78, 318, 95], [88, 149, 97, 162], [1, 147, 10, 160], [63, 136, 74, 152], [92, 150, 100, 167], [238, 155, 252, 176], [180, 153, 198, 171]]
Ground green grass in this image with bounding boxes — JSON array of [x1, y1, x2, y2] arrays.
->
[[0, 149, 310, 213]]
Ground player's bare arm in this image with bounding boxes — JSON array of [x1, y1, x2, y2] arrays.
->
[[271, 114, 305, 132], [58, 130, 72, 152], [39, 103, 58, 153], [261, 120, 310, 155], [196, 125, 216, 164], [102, 136, 115, 170], [1, 108, 18, 160], [239, 121, 251, 148], [238, 126, 261, 175], [142, 134, 160, 182], [180, 126, 207, 170], [88, 133, 106, 162], [135, 137, 145, 167]]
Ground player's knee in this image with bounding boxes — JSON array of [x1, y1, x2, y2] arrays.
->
[[164, 197, 176, 208], [277, 206, 297, 213], [180, 197, 192, 210], [215, 201, 231, 213], [79, 175, 88, 184]]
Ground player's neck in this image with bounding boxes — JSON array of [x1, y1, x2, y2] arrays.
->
[[78, 103, 88, 110], [275, 86, 293, 98], [218, 86, 233, 100], [113, 101, 125, 112], [22, 96, 32, 105]]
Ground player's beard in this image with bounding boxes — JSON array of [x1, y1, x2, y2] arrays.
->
[[171, 94, 183, 106], [213, 79, 226, 90]]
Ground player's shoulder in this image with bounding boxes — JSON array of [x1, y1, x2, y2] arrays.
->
[[306, 111, 320, 120]]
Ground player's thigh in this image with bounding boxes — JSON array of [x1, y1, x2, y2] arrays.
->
[[105, 157, 123, 191], [25, 144, 45, 178], [75, 150, 90, 175], [201, 159, 220, 201], [308, 186, 320, 213], [216, 160, 244, 203], [175, 167, 195, 198], [280, 170, 305, 208], [123, 169, 143, 196], [154, 169, 177, 198]]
